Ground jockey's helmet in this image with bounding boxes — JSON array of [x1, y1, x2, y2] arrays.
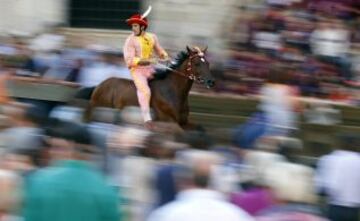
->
[[126, 14, 148, 29]]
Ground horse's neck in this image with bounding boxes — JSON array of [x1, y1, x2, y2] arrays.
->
[[167, 63, 193, 98], [151, 59, 193, 107]]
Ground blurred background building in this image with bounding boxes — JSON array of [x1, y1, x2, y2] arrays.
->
[[0, 0, 244, 56], [0, 0, 67, 35]]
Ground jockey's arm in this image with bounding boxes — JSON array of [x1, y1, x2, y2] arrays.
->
[[124, 37, 155, 68], [153, 34, 169, 60]]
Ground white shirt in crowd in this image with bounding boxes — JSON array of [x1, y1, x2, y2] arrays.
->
[[0, 44, 17, 56], [267, 0, 301, 6], [78, 62, 132, 87], [253, 32, 282, 50], [310, 28, 350, 57], [315, 150, 360, 207], [29, 33, 65, 52], [259, 84, 297, 133], [147, 189, 255, 221]]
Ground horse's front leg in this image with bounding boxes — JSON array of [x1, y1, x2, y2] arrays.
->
[[151, 98, 181, 124], [179, 100, 205, 131], [179, 98, 190, 127]]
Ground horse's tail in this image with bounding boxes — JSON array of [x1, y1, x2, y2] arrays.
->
[[63, 87, 92, 123], [73, 87, 95, 100], [67, 86, 95, 109]]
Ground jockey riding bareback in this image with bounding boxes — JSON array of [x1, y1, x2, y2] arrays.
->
[[123, 6, 169, 125]]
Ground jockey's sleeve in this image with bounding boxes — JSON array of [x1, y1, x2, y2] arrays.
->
[[124, 36, 140, 68], [153, 34, 168, 59]]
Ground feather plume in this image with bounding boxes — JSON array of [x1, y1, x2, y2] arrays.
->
[[141, 6, 152, 19]]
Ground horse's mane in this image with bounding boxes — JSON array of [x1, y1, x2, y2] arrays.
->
[[169, 50, 189, 70], [153, 50, 189, 79]]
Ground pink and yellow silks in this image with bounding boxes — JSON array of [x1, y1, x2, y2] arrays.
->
[[123, 32, 168, 122]]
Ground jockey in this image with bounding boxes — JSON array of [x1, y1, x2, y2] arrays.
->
[[123, 6, 169, 125]]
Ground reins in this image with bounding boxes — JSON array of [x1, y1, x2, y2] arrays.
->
[[157, 53, 204, 81]]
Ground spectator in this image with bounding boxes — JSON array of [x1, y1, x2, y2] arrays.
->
[[24, 121, 120, 221], [42, 51, 79, 82], [304, 102, 341, 125], [147, 150, 255, 221], [0, 151, 22, 221], [87, 107, 122, 173], [0, 57, 13, 104], [2, 105, 49, 179], [65, 59, 84, 82], [232, 112, 268, 150], [1, 104, 46, 157], [315, 133, 360, 221], [210, 146, 243, 196], [310, 19, 352, 80], [252, 27, 283, 58], [230, 150, 284, 216], [75, 50, 131, 101], [258, 66, 300, 136], [106, 125, 152, 221], [256, 161, 328, 221], [154, 136, 187, 207]]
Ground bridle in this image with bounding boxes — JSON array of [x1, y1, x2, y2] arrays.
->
[[169, 51, 208, 84]]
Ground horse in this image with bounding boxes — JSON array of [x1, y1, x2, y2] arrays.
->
[[88, 46, 215, 128]]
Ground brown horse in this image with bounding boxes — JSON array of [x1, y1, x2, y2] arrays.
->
[[89, 46, 215, 127]]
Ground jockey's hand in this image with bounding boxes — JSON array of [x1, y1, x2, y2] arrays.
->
[[149, 58, 159, 64], [138, 58, 157, 66], [160, 52, 170, 61]]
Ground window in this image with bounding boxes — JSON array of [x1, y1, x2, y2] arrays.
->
[[69, 0, 140, 29]]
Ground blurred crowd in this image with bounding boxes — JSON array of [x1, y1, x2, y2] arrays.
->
[[0, 27, 132, 96], [218, 0, 360, 104], [0, 99, 357, 221]]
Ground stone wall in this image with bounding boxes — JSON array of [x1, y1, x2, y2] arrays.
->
[[60, 28, 130, 50], [146, 0, 244, 55], [0, 0, 67, 35], [0, 0, 260, 53]]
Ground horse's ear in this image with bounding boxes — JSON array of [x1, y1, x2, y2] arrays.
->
[[186, 45, 193, 54], [202, 45, 208, 53]]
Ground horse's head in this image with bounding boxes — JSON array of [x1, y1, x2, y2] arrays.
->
[[185, 46, 215, 88]]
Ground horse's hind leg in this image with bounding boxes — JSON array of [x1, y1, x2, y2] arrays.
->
[[154, 104, 182, 127], [83, 89, 108, 122], [68, 91, 94, 122]]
